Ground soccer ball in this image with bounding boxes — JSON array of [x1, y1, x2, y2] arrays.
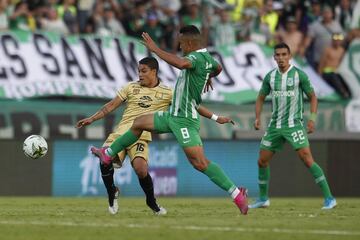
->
[[23, 135, 48, 159]]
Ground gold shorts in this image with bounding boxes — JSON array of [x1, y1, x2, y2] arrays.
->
[[103, 133, 149, 168]]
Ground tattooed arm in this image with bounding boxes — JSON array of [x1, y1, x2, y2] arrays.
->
[[76, 96, 124, 128]]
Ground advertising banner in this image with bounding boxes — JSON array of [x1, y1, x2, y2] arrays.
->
[[0, 100, 346, 140], [0, 31, 338, 103], [52, 140, 259, 197]]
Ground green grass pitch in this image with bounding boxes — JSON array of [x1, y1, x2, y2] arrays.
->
[[0, 197, 359, 240]]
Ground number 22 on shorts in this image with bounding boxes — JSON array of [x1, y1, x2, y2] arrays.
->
[[291, 130, 305, 142]]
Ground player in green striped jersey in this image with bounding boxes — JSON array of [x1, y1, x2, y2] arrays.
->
[[249, 43, 336, 210], [91, 25, 249, 215]]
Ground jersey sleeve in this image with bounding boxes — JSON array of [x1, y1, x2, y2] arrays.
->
[[116, 84, 130, 101], [298, 70, 314, 95], [185, 52, 200, 69], [210, 58, 220, 73], [259, 73, 271, 96]]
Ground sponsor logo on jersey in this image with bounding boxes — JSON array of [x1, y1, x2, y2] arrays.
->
[[138, 96, 152, 108], [272, 90, 295, 97]]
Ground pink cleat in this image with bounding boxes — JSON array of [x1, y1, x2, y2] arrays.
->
[[91, 146, 113, 165], [234, 187, 249, 215]]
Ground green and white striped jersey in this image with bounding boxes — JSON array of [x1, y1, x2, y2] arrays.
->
[[170, 48, 219, 121], [259, 65, 314, 128]]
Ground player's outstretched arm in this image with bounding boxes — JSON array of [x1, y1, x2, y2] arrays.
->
[[254, 94, 266, 130], [197, 105, 235, 125], [76, 96, 123, 128], [141, 32, 192, 70]]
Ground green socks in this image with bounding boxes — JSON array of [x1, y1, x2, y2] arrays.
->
[[107, 130, 139, 157], [259, 166, 270, 201], [309, 163, 333, 199], [203, 162, 237, 193]]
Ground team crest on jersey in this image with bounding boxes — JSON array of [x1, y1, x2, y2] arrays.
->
[[287, 78, 294, 86], [133, 89, 140, 95], [155, 92, 163, 99]]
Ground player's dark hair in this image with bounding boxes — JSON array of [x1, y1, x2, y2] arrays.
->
[[274, 43, 291, 54], [179, 25, 201, 36], [139, 57, 159, 75]]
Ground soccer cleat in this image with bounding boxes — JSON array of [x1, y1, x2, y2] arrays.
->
[[234, 187, 249, 215], [154, 206, 167, 216], [248, 199, 270, 209], [322, 197, 337, 210], [147, 200, 167, 215], [91, 146, 113, 165], [108, 187, 120, 215]]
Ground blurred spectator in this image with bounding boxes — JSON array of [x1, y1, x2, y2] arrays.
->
[[150, 0, 181, 50], [318, 33, 351, 98], [335, 0, 354, 32], [226, 0, 244, 22], [237, 7, 271, 45], [211, 8, 236, 47], [300, 0, 322, 33], [276, 16, 303, 55], [84, 15, 95, 33], [347, 0, 360, 42], [260, 0, 280, 34], [77, 0, 95, 33], [0, 0, 8, 31], [9, 1, 35, 31], [180, 0, 203, 30], [40, 7, 68, 35], [57, 0, 78, 33], [300, 5, 343, 69], [142, 12, 164, 45], [123, 1, 146, 38], [94, 5, 125, 36]]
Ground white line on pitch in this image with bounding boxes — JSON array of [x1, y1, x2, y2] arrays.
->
[[0, 220, 359, 236]]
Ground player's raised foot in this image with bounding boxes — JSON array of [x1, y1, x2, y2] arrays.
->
[[91, 146, 113, 165], [322, 197, 337, 210], [248, 198, 270, 209], [108, 187, 120, 215], [234, 187, 249, 215]]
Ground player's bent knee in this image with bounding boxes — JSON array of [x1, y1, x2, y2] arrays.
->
[[189, 158, 209, 171], [258, 158, 269, 168], [133, 165, 148, 178]]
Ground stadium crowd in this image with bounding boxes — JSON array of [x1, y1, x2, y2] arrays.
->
[[0, 0, 359, 98]]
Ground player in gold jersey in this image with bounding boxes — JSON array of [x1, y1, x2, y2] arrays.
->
[[77, 57, 171, 215], [77, 57, 234, 215]]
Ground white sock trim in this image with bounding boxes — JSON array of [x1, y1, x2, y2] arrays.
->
[[315, 175, 325, 184], [105, 148, 113, 157], [230, 188, 240, 199]]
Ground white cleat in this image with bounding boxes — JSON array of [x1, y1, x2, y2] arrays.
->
[[248, 199, 270, 209], [108, 187, 119, 215], [154, 206, 167, 215]]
